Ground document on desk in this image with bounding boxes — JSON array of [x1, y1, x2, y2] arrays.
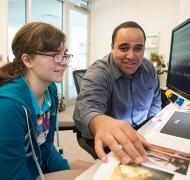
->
[[93, 141, 190, 180], [93, 110, 190, 180]]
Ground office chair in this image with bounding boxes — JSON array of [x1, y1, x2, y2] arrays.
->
[[58, 70, 88, 132], [73, 69, 87, 94], [57, 120, 76, 156]]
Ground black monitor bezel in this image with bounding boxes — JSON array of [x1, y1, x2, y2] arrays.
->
[[166, 18, 190, 100]]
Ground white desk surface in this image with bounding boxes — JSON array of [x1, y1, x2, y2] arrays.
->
[[75, 161, 101, 180], [75, 103, 182, 180]]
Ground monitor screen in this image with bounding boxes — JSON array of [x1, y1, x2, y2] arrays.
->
[[167, 18, 190, 100]]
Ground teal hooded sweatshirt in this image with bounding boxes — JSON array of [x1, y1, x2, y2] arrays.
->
[[0, 76, 69, 179]]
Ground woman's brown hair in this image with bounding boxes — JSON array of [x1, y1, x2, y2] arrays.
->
[[0, 22, 66, 84]]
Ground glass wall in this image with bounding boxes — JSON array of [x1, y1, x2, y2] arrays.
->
[[32, 0, 63, 29], [32, 0, 64, 97], [8, 0, 26, 61], [8, 0, 89, 104], [68, 9, 88, 99]]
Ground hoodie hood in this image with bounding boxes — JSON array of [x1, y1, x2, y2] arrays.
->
[[0, 75, 58, 117], [0, 76, 34, 112]]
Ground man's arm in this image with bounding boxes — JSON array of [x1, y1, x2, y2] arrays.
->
[[73, 64, 112, 139], [73, 61, 150, 164], [89, 114, 150, 164]]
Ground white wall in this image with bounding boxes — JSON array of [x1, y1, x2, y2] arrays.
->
[[179, 0, 190, 22], [0, 0, 8, 65], [1, 0, 190, 67], [90, 0, 180, 64]]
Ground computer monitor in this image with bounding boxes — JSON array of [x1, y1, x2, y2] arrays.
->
[[166, 18, 190, 100]]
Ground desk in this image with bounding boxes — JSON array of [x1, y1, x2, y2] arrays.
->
[[75, 103, 186, 180]]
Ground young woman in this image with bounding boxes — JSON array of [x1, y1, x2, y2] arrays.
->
[[0, 22, 91, 180]]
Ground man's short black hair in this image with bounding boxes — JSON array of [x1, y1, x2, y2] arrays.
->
[[111, 21, 146, 47]]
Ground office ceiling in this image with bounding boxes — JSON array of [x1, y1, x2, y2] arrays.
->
[[8, 0, 91, 27]]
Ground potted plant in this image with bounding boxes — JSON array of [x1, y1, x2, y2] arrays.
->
[[150, 51, 166, 68]]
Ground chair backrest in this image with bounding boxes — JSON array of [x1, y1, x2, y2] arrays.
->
[[72, 69, 87, 95]]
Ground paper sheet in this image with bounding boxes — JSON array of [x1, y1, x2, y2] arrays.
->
[[92, 108, 190, 180]]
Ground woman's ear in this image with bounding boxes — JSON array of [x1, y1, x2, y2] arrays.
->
[[22, 54, 32, 68]]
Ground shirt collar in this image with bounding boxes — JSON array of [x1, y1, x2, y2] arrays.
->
[[22, 76, 51, 115], [109, 54, 123, 80]]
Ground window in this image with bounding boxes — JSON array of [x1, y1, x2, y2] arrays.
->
[[8, 0, 26, 61]]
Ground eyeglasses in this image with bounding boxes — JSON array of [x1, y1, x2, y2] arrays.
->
[[35, 52, 73, 64]]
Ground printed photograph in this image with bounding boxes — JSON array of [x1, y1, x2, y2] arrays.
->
[[148, 144, 190, 160], [109, 163, 174, 180], [145, 144, 190, 175]]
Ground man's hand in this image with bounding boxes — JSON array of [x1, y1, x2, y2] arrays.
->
[[89, 115, 150, 164]]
